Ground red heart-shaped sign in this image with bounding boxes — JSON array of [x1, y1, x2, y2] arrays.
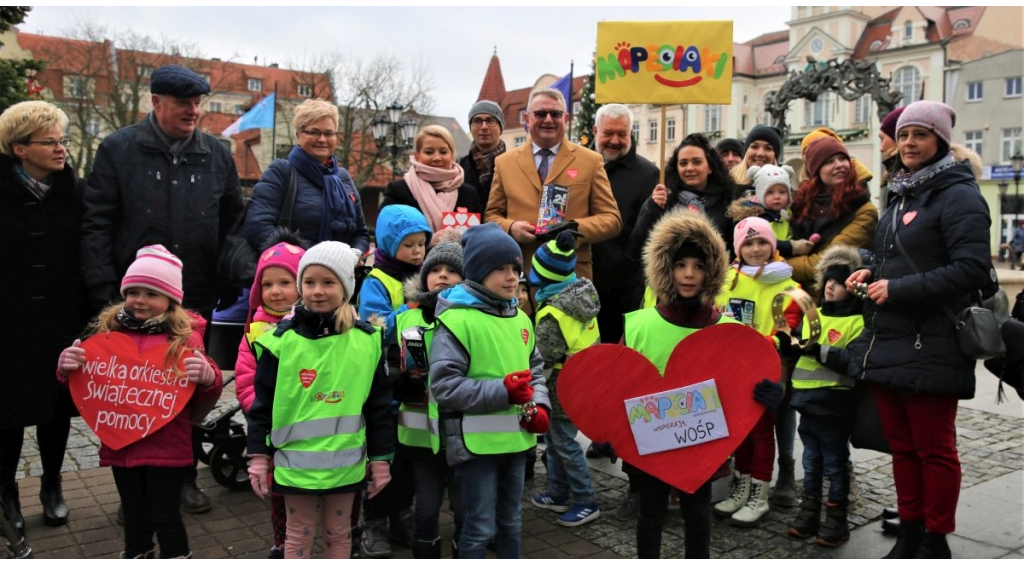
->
[[300, 369, 317, 388], [69, 332, 195, 451], [558, 323, 779, 493]]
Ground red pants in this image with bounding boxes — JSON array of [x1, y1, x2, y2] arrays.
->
[[734, 409, 776, 482], [872, 385, 960, 534]]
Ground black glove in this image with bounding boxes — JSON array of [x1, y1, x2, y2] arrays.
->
[[801, 342, 822, 361], [588, 441, 618, 464], [753, 379, 784, 410], [87, 282, 120, 314], [774, 331, 799, 360], [395, 373, 427, 404]]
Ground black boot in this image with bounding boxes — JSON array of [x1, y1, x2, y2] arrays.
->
[[816, 502, 849, 548], [450, 538, 459, 559], [914, 531, 951, 559], [412, 538, 442, 559], [882, 516, 900, 536], [883, 519, 923, 559], [1, 484, 24, 537], [881, 507, 898, 519], [787, 496, 821, 539], [40, 474, 69, 526]]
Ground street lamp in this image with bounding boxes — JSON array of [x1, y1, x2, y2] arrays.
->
[[999, 181, 1009, 255], [1013, 152, 1024, 229], [372, 102, 418, 180]]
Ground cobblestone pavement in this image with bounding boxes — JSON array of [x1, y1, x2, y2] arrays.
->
[[9, 378, 1023, 558]]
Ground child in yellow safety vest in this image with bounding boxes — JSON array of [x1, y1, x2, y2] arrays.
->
[[727, 163, 818, 259], [429, 222, 550, 559], [785, 245, 866, 548], [527, 230, 603, 527], [393, 230, 465, 558], [247, 241, 396, 559]]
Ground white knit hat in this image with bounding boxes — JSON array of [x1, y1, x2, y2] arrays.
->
[[298, 241, 358, 300], [747, 164, 795, 206]]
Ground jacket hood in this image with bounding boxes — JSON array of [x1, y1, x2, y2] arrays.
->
[[403, 275, 445, 311], [543, 278, 601, 322], [951, 143, 982, 179], [726, 196, 767, 222], [813, 244, 863, 294], [435, 282, 518, 318], [376, 204, 432, 257], [644, 210, 729, 309]]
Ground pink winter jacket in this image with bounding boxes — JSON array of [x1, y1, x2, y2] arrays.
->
[[235, 306, 286, 413], [99, 313, 223, 468]]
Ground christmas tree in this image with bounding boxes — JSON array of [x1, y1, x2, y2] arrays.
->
[[0, 7, 46, 114], [574, 55, 601, 148]]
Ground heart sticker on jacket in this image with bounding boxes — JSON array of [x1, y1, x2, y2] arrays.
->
[[903, 211, 917, 225], [558, 323, 779, 493], [300, 369, 317, 388]]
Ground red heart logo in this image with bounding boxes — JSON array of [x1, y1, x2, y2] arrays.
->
[[559, 323, 779, 493], [69, 332, 195, 451], [567, 169, 579, 179], [522, 329, 530, 345], [300, 369, 317, 388], [828, 329, 842, 344], [903, 211, 917, 225]]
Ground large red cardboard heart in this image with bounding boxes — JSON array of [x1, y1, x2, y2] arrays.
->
[[558, 323, 780, 493], [68, 332, 195, 451]]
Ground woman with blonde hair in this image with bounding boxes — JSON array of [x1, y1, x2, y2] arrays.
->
[[244, 98, 369, 255], [1, 100, 87, 536], [381, 124, 481, 247], [731, 125, 783, 191]]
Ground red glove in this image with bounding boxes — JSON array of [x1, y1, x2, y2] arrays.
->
[[520, 405, 550, 434], [504, 370, 534, 404]]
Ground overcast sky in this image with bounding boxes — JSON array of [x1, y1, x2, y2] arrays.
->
[[19, 6, 792, 124]]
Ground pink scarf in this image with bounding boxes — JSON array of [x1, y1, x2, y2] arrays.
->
[[404, 160, 464, 232]]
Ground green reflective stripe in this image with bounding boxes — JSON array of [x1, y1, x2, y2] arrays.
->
[[366, 269, 405, 309], [793, 310, 862, 390], [271, 415, 364, 446], [399, 410, 428, 431], [791, 365, 854, 389], [463, 413, 522, 433], [274, 446, 366, 470]]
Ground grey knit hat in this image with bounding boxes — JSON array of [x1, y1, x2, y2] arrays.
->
[[420, 234, 464, 290], [468, 100, 505, 132], [298, 241, 358, 301], [896, 100, 956, 148]]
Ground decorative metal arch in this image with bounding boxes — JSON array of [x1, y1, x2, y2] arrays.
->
[[765, 57, 904, 141]]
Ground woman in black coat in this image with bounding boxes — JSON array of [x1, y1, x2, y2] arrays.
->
[[0, 101, 87, 535], [380, 125, 481, 247], [848, 101, 994, 559]]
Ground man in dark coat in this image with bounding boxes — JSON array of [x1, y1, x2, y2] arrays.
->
[[81, 64, 244, 513], [459, 100, 505, 206], [590, 104, 659, 344]]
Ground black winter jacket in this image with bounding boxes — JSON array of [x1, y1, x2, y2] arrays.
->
[[380, 178, 482, 220], [861, 160, 993, 399], [244, 158, 370, 254], [459, 153, 491, 209], [82, 116, 244, 313], [628, 178, 738, 263]]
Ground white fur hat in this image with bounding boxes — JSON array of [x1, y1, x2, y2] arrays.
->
[[747, 164, 795, 206]]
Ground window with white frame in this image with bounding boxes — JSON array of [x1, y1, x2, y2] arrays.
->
[[138, 65, 155, 79], [234, 104, 245, 115], [1003, 128, 1022, 163], [666, 118, 676, 142], [63, 75, 93, 99], [761, 91, 776, 125], [648, 120, 658, 143], [894, 66, 921, 107], [965, 131, 983, 158], [572, 101, 581, 115], [1006, 77, 1022, 98], [85, 115, 102, 137], [632, 121, 640, 141], [904, 20, 913, 40], [853, 94, 871, 124], [742, 114, 749, 131], [247, 78, 262, 92], [197, 73, 211, 85], [208, 101, 223, 113], [966, 81, 983, 102], [514, 136, 526, 147], [297, 84, 314, 98], [704, 105, 721, 132], [805, 97, 829, 127]]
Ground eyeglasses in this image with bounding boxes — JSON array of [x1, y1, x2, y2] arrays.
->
[[301, 130, 337, 139], [531, 110, 565, 120], [471, 117, 498, 127], [21, 138, 72, 148]]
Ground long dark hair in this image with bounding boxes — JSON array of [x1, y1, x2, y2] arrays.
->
[[666, 133, 737, 197], [791, 161, 865, 224]]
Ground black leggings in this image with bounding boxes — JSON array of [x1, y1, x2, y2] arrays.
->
[[635, 471, 712, 559], [112, 466, 190, 558], [0, 418, 72, 486]]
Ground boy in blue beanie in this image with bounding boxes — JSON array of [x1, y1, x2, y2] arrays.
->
[[527, 230, 602, 527], [429, 222, 550, 558]]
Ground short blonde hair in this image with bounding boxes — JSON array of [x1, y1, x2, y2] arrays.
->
[[414, 125, 456, 155], [292, 98, 338, 136], [0, 101, 69, 157]]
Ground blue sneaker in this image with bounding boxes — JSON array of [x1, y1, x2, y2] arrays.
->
[[531, 493, 570, 513], [557, 503, 601, 527]]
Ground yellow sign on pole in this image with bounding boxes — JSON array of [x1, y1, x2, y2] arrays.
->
[[595, 21, 734, 105]]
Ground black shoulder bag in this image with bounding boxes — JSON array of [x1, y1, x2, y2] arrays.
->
[[218, 164, 299, 288]]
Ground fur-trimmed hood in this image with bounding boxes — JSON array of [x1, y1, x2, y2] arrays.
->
[[813, 244, 862, 293], [643, 210, 729, 308], [951, 143, 982, 179]]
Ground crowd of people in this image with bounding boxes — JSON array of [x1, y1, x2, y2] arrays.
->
[[1, 63, 998, 560]]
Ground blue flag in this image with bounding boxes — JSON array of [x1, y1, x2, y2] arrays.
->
[[551, 72, 572, 109], [221, 93, 276, 135]]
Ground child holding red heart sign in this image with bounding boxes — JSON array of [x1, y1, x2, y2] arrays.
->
[[57, 245, 223, 559]]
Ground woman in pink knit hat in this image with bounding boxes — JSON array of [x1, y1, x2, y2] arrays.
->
[[57, 245, 223, 558]]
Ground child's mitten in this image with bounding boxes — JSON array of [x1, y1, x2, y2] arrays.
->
[[367, 461, 391, 499], [504, 370, 534, 404], [248, 455, 271, 499], [57, 339, 86, 379], [520, 405, 550, 434], [753, 379, 784, 410], [184, 350, 216, 387]]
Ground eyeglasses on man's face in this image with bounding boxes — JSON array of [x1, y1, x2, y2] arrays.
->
[[21, 138, 72, 148], [301, 130, 337, 139], [531, 110, 564, 120], [471, 117, 498, 127]]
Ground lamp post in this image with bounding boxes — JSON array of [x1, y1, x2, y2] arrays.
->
[[371, 102, 418, 180], [1013, 152, 1024, 230], [998, 181, 1009, 243]]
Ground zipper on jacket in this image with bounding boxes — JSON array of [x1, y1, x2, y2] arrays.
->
[[861, 197, 904, 376]]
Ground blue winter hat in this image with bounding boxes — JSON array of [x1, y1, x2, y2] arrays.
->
[[376, 205, 432, 258], [150, 65, 211, 98], [461, 223, 523, 284], [529, 230, 577, 288]]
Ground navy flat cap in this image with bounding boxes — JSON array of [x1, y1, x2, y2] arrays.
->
[[150, 65, 210, 98]]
